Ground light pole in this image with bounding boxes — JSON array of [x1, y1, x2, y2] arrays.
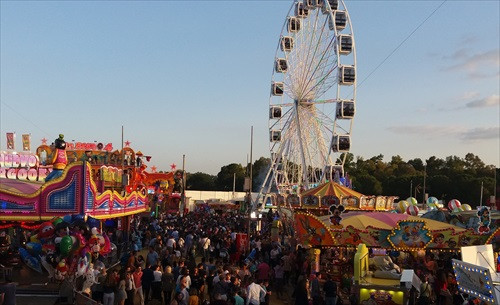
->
[[247, 126, 253, 252], [423, 164, 426, 204]]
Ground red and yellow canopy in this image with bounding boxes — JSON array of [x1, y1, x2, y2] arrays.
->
[[301, 181, 364, 199]]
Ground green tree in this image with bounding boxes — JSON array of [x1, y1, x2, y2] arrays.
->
[[186, 172, 216, 191], [252, 157, 271, 192], [216, 163, 246, 191]]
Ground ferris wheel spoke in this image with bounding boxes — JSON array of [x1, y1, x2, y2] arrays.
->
[[299, 36, 338, 100]]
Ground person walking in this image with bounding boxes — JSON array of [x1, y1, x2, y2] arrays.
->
[[246, 278, 266, 305], [162, 266, 175, 305], [133, 266, 145, 305], [125, 271, 136, 305], [142, 264, 155, 304], [103, 270, 118, 305], [117, 273, 128, 305], [292, 279, 309, 305], [323, 274, 338, 305]]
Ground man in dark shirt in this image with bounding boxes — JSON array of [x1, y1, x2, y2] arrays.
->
[[323, 274, 338, 305], [142, 264, 155, 303]]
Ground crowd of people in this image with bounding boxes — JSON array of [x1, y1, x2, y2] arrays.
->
[[80, 208, 345, 305], [72, 206, 491, 305]]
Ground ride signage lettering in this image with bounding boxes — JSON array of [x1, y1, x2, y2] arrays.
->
[[0, 152, 51, 181], [66, 142, 113, 152]]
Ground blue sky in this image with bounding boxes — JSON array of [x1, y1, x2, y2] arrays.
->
[[1, 0, 499, 175]]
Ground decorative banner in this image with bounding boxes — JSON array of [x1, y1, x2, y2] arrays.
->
[[6, 132, 15, 150], [452, 259, 498, 304], [477, 206, 491, 234], [387, 220, 433, 250], [328, 204, 345, 228], [294, 212, 335, 247], [22, 134, 31, 151]]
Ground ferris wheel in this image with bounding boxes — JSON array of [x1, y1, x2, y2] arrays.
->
[[259, 0, 357, 202]]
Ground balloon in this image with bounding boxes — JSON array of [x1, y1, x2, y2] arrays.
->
[[19, 248, 42, 273], [427, 197, 438, 205], [42, 243, 56, 254], [91, 227, 99, 235], [77, 254, 90, 276], [396, 201, 409, 213], [448, 199, 461, 211], [38, 222, 55, 239], [52, 217, 63, 227], [427, 204, 437, 211], [72, 219, 89, 236], [436, 203, 444, 209], [100, 234, 111, 255], [60, 236, 73, 257], [406, 205, 419, 216], [62, 215, 73, 223], [74, 233, 86, 251], [26, 242, 42, 255], [86, 217, 100, 230], [72, 214, 85, 222], [406, 197, 418, 206], [452, 207, 463, 214], [462, 204, 472, 211], [30, 235, 40, 243]]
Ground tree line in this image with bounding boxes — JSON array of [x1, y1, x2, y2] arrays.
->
[[185, 153, 497, 207]]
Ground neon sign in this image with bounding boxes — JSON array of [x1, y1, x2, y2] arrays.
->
[[65, 142, 113, 152], [0, 152, 51, 181]]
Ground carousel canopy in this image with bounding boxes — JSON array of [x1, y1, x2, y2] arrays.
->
[[301, 181, 364, 198], [326, 211, 467, 232]]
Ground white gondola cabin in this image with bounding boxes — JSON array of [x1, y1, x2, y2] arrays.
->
[[270, 130, 282, 142], [335, 100, 355, 119], [275, 58, 288, 73], [321, 0, 338, 14], [329, 10, 347, 31], [324, 165, 344, 181], [339, 65, 355, 85], [288, 17, 301, 33], [304, 0, 316, 9], [335, 11, 347, 31], [313, 0, 324, 8], [331, 135, 350, 152], [280, 36, 294, 52], [339, 34, 353, 54], [295, 2, 309, 18], [271, 82, 284, 96], [269, 106, 282, 119]]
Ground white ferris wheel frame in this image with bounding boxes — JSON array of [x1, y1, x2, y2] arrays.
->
[[256, 0, 357, 208]]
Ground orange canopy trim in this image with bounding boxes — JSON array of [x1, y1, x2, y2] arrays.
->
[[301, 181, 364, 199], [294, 212, 335, 247]]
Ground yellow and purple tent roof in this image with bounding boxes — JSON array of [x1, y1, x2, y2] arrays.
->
[[301, 181, 364, 199]]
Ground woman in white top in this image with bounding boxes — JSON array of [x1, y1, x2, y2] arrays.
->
[[152, 265, 163, 301]]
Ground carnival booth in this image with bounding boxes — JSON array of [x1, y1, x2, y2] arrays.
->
[[293, 210, 496, 304], [451, 244, 500, 305]]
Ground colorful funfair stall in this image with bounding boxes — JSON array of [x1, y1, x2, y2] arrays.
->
[[293, 210, 495, 304]]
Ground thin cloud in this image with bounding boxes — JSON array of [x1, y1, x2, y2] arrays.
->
[[442, 48, 469, 61], [460, 91, 480, 100], [461, 127, 500, 141], [442, 49, 500, 79], [387, 125, 463, 138], [387, 125, 499, 142], [466, 95, 500, 108]]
